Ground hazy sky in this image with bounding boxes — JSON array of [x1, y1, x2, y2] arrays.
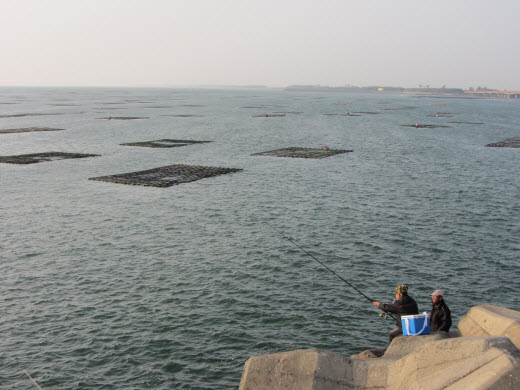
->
[[1, 0, 519, 89]]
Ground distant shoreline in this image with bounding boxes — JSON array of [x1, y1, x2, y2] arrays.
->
[[284, 85, 520, 99], [1, 84, 519, 99], [285, 85, 464, 94]]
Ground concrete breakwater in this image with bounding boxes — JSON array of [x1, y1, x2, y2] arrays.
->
[[239, 305, 520, 389]]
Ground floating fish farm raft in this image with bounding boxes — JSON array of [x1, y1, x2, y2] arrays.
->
[[0, 113, 64, 118], [120, 139, 212, 148], [162, 115, 203, 118], [448, 121, 484, 125], [323, 113, 361, 116], [0, 152, 99, 164], [252, 147, 352, 159], [89, 164, 243, 187], [485, 137, 520, 148], [426, 113, 456, 118], [380, 107, 417, 111], [0, 127, 64, 134], [97, 116, 149, 120], [401, 124, 450, 129]]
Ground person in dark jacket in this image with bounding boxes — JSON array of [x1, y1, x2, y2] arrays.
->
[[430, 290, 452, 332], [372, 284, 419, 342]]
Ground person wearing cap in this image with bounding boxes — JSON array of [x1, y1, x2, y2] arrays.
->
[[430, 290, 452, 332], [372, 285, 419, 342]]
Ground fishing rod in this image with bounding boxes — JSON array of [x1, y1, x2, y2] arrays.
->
[[262, 220, 395, 320]]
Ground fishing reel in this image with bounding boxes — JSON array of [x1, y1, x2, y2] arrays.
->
[[379, 313, 389, 320]]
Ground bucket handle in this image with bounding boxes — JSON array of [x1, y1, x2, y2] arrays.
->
[[404, 313, 429, 336]]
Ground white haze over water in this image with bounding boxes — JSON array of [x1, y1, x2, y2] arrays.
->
[[1, 0, 520, 90]]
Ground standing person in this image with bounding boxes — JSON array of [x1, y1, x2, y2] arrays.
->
[[430, 290, 452, 332], [372, 285, 419, 342]]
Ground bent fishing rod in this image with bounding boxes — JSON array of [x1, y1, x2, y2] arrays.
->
[[262, 220, 395, 320]]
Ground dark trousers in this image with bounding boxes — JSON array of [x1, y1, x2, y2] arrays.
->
[[389, 327, 402, 342]]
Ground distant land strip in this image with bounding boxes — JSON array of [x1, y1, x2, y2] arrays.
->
[[284, 85, 520, 99]]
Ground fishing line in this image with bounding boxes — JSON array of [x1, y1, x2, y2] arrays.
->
[[23, 370, 43, 390], [261, 220, 396, 320], [262, 220, 374, 302]]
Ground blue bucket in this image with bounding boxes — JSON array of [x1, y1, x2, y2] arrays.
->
[[401, 312, 430, 336]]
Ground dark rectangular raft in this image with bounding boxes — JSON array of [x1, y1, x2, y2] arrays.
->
[[0, 127, 64, 134], [0, 113, 65, 118], [89, 164, 243, 187], [0, 152, 99, 164], [485, 137, 520, 148], [120, 139, 212, 148], [252, 147, 352, 159], [96, 116, 149, 120]]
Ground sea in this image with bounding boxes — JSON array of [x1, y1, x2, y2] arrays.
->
[[1, 87, 519, 389]]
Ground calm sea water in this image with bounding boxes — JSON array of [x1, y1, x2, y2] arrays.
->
[[1, 87, 519, 389]]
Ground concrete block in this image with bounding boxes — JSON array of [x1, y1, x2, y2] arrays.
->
[[458, 305, 520, 349], [239, 348, 318, 390], [383, 332, 451, 360], [387, 336, 520, 390], [239, 306, 520, 389], [350, 348, 386, 360], [239, 348, 388, 390]]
